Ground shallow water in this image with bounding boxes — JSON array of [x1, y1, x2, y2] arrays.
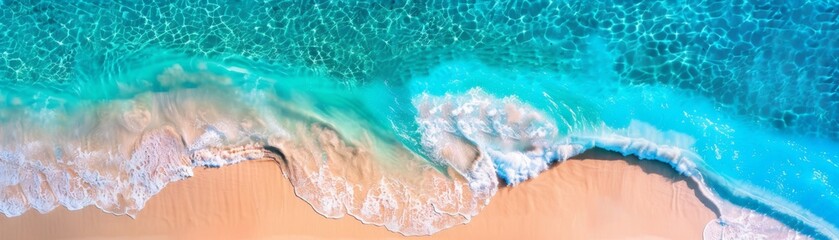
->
[[0, 1, 837, 239]]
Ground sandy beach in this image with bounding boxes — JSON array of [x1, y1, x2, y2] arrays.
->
[[0, 149, 717, 240]]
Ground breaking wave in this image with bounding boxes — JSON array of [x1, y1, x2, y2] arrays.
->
[[0, 58, 836, 239]]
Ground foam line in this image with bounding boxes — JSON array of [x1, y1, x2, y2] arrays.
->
[[0, 61, 834, 239]]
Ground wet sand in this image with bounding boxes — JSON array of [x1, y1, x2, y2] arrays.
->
[[0, 149, 717, 240]]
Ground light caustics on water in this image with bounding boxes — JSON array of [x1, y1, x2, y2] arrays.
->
[[0, 1, 837, 239]]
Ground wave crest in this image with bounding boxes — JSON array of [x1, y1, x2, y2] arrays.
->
[[0, 62, 828, 238]]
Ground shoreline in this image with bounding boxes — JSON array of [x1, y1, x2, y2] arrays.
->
[[0, 149, 725, 239], [0, 61, 828, 239]]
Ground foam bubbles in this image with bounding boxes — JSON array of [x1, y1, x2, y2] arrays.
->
[[0, 187, 27, 217], [123, 127, 192, 213], [0, 61, 824, 238], [414, 88, 564, 185], [413, 88, 701, 185]]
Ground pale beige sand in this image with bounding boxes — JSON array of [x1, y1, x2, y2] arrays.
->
[[0, 150, 717, 240]]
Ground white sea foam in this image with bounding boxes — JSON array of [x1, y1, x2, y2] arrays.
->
[[411, 87, 815, 239], [414, 88, 571, 185], [0, 65, 268, 217], [0, 64, 819, 238], [576, 121, 701, 177], [413, 88, 699, 185]]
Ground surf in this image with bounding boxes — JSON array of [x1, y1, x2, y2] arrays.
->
[[0, 56, 835, 238], [0, 1, 837, 238]]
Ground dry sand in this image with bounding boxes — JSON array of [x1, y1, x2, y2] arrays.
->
[[0, 150, 717, 240]]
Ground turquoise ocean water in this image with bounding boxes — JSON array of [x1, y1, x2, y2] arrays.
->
[[0, 1, 837, 238]]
